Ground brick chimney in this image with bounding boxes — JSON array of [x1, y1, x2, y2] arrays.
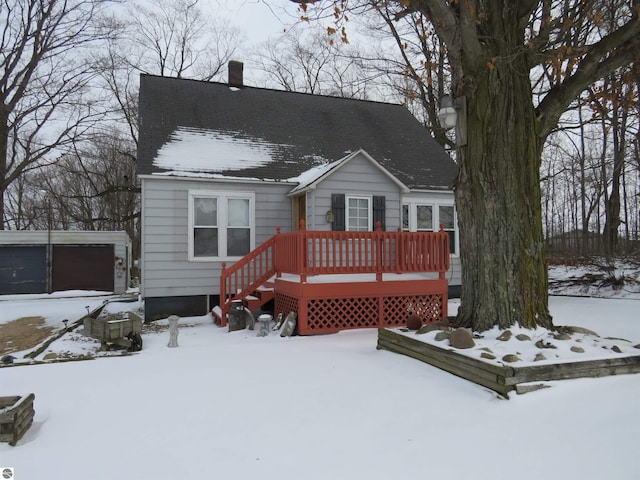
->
[[228, 60, 243, 87]]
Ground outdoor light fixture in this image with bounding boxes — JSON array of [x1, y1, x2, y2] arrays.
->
[[437, 94, 467, 146], [437, 94, 458, 129], [326, 210, 334, 223]]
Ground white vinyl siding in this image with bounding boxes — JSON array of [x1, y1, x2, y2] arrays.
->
[[140, 177, 291, 300], [305, 152, 401, 231]]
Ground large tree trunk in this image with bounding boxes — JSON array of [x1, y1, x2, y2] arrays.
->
[[0, 112, 7, 230], [454, 42, 553, 331]]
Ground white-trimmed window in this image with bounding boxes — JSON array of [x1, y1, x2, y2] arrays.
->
[[346, 195, 371, 231], [188, 190, 254, 261], [438, 205, 456, 254], [417, 205, 433, 231], [402, 201, 458, 255]]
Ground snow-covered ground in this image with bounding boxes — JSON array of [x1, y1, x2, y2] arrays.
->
[[1, 264, 639, 480]]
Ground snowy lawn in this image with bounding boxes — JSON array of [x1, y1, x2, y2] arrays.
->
[[1, 292, 639, 479]]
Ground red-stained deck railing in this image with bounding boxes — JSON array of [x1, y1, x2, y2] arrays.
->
[[274, 220, 449, 280], [219, 234, 276, 326], [218, 221, 450, 326]]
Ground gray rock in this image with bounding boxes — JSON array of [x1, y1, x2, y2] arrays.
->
[[535, 340, 557, 349], [449, 328, 475, 349], [634, 344, 640, 350], [516, 333, 531, 341], [416, 323, 443, 335], [1, 355, 16, 364], [553, 333, 572, 341], [611, 345, 623, 353], [497, 330, 512, 341], [480, 352, 496, 360], [564, 325, 599, 337], [43, 352, 58, 360], [434, 331, 451, 342], [570, 346, 585, 353], [502, 354, 520, 363], [533, 353, 547, 362], [478, 347, 493, 353]]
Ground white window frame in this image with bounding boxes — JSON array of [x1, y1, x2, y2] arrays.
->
[[402, 200, 459, 256], [188, 190, 255, 262], [437, 204, 457, 255], [346, 195, 372, 231], [416, 203, 435, 232]]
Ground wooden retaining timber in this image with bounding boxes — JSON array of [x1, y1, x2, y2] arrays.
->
[[505, 355, 640, 385], [0, 394, 35, 446], [377, 329, 640, 397], [378, 328, 513, 395]]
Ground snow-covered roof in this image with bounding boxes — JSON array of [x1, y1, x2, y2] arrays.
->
[[137, 75, 457, 190], [153, 127, 282, 173]]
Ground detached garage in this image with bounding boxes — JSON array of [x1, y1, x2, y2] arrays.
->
[[0, 231, 131, 295]]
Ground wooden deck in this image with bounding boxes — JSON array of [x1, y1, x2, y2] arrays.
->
[[216, 221, 450, 335]]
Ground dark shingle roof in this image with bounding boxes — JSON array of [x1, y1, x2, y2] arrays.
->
[[137, 74, 457, 190]]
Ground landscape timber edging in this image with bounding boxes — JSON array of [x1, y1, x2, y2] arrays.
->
[[376, 328, 640, 397]]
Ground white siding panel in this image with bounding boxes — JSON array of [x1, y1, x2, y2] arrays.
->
[[306, 152, 402, 231], [141, 177, 292, 299]]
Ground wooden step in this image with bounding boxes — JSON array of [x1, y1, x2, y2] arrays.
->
[[211, 305, 224, 326]]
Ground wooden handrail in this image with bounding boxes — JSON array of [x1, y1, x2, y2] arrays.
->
[[218, 222, 450, 325], [219, 235, 277, 325]]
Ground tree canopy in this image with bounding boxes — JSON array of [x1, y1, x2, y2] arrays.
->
[[294, 0, 640, 330]]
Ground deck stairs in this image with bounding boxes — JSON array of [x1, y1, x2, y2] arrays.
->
[[211, 234, 277, 327], [212, 281, 275, 326]]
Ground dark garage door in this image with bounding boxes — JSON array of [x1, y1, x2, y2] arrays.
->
[[0, 246, 47, 295], [52, 245, 114, 292]]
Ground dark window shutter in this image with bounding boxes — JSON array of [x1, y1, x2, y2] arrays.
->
[[373, 195, 386, 231], [331, 193, 345, 231]]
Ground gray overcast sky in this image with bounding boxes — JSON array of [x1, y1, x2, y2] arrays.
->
[[204, 0, 302, 45]]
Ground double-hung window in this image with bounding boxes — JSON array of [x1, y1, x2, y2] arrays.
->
[[417, 205, 433, 232], [189, 190, 254, 261], [332, 194, 385, 231], [346, 195, 371, 231], [438, 205, 456, 254]]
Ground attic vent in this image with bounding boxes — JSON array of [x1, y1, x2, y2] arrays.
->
[[228, 60, 243, 87]]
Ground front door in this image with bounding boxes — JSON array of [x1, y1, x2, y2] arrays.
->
[[293, 194, 306, 230]]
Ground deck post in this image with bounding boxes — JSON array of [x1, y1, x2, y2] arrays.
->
[[375, 222, 383, 282], [438, 224, 447, 280], [299, 219, 307, 283], [395, 227, 403, 274], [275, 226, 282, 279], [219, 262, 227, 326]]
